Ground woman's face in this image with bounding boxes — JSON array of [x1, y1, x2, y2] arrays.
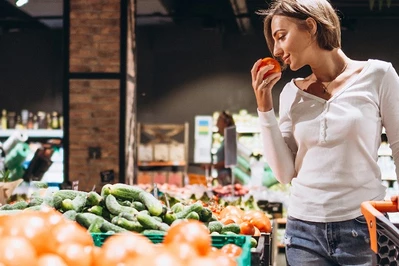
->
[[271, 15, 314, 71], [216, 115, 226, 135]]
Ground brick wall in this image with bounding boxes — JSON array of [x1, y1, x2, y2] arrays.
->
[[68, 0, 136, 191]]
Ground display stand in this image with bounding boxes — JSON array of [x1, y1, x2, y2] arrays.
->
[[136, 122, 189, 186]]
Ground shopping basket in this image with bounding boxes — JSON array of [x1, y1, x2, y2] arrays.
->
[[361, 200, 399, 266]]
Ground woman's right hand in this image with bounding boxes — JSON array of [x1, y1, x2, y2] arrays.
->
[[250, 59, 282, 112]]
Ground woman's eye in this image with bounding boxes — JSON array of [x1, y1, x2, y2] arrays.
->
[[278, 35, 285, 40]]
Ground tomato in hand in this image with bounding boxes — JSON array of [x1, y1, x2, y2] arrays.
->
[[257, 57, 281, 79]]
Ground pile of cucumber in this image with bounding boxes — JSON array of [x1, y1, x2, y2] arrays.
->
[[0, 183, 244, 238]]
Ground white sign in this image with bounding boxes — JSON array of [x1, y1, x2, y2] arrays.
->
[[194, 116, 213, 163]]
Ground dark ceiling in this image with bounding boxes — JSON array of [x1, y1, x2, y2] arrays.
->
[[1, 0, 399, 34]]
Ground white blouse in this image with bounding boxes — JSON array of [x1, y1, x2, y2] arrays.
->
[[258, 59, 399, 222]]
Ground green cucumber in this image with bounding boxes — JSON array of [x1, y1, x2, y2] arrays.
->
[[162, 211, 177, 225], [63, 210, 77, 221], [142, 229, 166, 235], [199, 207, 213, 222], [111, 216, 144, 233], [60, 194, 86, 212], [208, 221, 223, 233], [88, 205, 103, 216], [185, 211, 200, 220], [86, 191, 103, 207], [131, 201, 146, 211], [109, 183, 143, 201], [105, 194, 139, 216], [88, 217, 104, 233], [75, 213, 127, 233], [136, 190, 163, 216], [137, 212, 170, 231], [175, 201, 203, 219], [171, 202, 184, 213], [221, 223, 241, 234], [101, 184, 112, 197]]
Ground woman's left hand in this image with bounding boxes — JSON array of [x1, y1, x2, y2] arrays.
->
[[390, 195, 399, 210]]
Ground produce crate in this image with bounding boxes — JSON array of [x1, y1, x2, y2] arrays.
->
[[251, 233, 272, 266], [91, 233, 252, 266], [361, 200, 399, 266]]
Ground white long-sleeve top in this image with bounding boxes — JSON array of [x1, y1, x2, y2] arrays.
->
[[258, 59, 399, 222]]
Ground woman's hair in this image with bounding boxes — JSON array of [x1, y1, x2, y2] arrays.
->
[[258, 0, 341, 58], [220, 111, 235, 127]]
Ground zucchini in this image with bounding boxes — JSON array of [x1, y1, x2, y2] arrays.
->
[[118, 212, 137, 221], [105, 194, 139, 216], [111, 216, 144, 233], [137, 212, 170, 231], [175, 201, 203, 219], [75, 213, 127, 233]]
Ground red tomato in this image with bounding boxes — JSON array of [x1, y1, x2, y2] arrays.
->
[[257, 57, 281, 79]]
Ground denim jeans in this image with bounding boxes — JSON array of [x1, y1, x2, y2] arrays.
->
[[284, 215, 375, 266]]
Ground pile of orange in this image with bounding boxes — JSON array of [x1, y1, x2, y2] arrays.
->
[[217, 206, 272, 236], [0, 210, 242, 266], [0, 207, 97, 266]]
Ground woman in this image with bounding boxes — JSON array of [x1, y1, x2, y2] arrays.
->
[[212, 111, 235, 186], [250, 0, 399, 265]]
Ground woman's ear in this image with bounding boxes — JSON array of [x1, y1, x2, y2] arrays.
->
[[305, 17, 317, 36]]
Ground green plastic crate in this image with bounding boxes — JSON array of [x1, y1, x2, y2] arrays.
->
[[91, 233, 252, 266]]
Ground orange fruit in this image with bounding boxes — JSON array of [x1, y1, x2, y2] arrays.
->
[[163, 219, 211, 256], [239, 221, 256, 235], [37, 254, 68, 266], [257, 57, 281, 79], [220, 244, 243, 258], [0, 236, 38, 265]]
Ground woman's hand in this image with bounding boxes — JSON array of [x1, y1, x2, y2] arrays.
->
[[390, 195, 399, 210], [251, 59, 282, 112]]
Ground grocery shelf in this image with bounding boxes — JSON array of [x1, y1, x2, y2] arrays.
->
[[137, 161, 186, 167], [0, 129, 63, 138]]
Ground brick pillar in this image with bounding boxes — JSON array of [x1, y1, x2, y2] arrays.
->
[[65, 0, 136, 191]]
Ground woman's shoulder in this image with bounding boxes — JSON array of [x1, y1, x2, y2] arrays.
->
[[365, 59, 393, 71]]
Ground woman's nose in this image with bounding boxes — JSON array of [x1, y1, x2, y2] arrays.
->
[[273, 44, 283, 58]]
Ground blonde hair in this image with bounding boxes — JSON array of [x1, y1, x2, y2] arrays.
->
[[258, 0, 341, 58]]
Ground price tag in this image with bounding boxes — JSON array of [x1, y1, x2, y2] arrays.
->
[[72, 180, 79, 191]]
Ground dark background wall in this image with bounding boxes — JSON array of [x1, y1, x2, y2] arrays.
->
[[0, 29, 63, 114], [0, 17, 398, 166]]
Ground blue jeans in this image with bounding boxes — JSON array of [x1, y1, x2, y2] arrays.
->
[[284, 215, 376, 266]]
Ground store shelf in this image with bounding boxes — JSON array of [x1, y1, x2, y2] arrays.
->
[[138, 161, 186, 167], [0, 129, 63, 138]]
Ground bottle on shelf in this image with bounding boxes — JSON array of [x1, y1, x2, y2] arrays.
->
[[51, 112, 59, 129], [7, 112, 16, 129], [27, 112, 34, 129], [1, 109, 7, 129], [15, 115, 24, 130]]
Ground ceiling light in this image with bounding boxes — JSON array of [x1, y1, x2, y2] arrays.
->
[[16, 0, 29, 7]]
